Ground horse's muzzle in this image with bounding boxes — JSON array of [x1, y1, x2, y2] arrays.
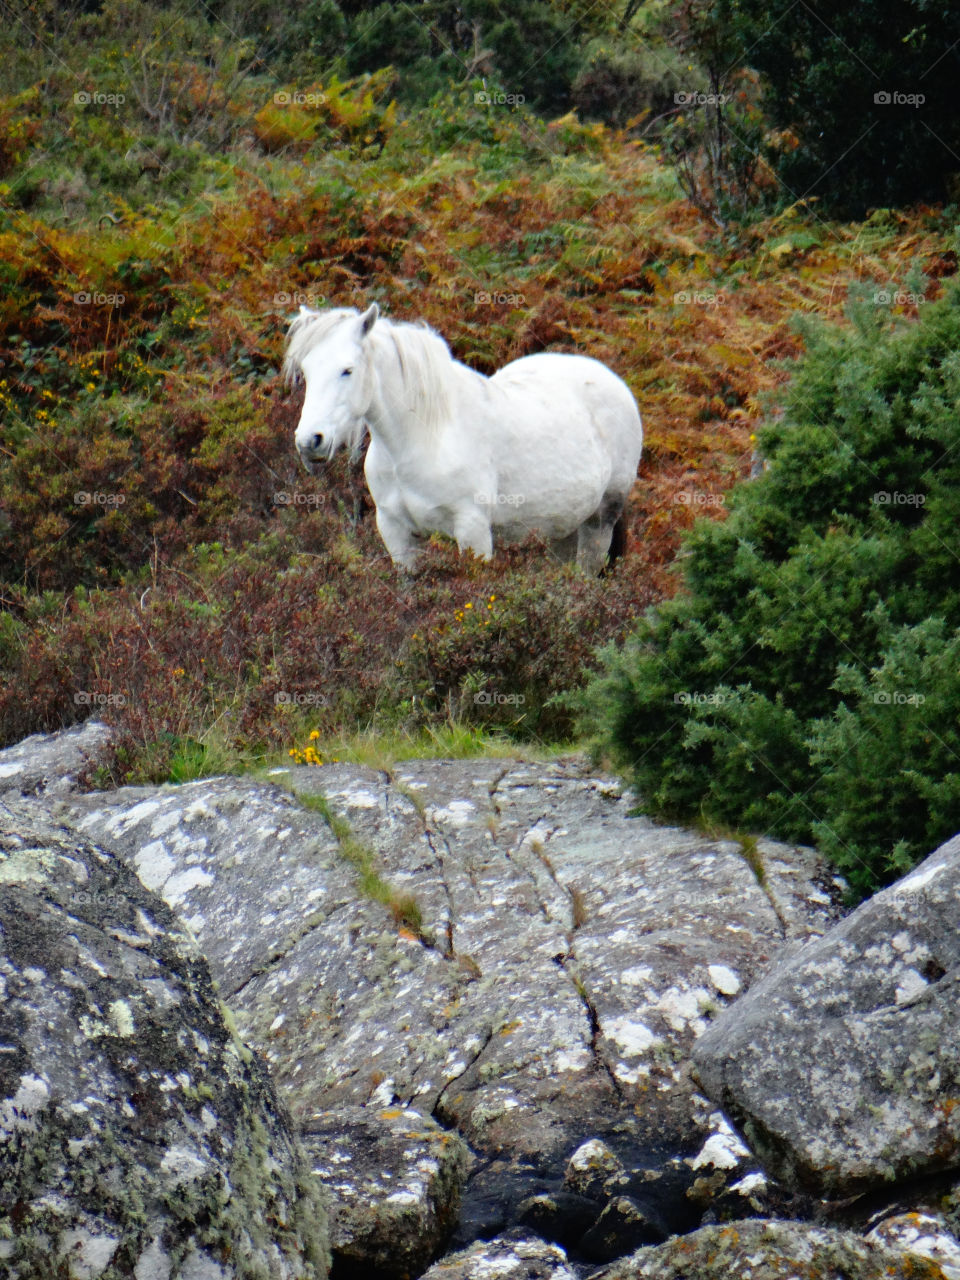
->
[[297, 435, 328, 472]]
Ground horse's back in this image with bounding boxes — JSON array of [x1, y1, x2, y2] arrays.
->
[[493, 352, 640, 424], [490, 351, 642, 469]]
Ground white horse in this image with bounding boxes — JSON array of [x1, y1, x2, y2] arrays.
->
[[283, 303, 643, 574]]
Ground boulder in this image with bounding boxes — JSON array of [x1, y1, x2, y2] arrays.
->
[[418, 1230, 576, 1279], [303, 1105, 469, 1277], [514, 1190, 602, 1248], [866, 1213, 960, 1280], [598, 1219, 951, 1279], [0, 796, 328, 1279], [693, 834, 960, 1196], [0, 720, 110, 797], [59, 752, 844, 1253]]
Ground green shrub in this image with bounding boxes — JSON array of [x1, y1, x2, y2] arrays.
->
[[470, 1, 583, 113], [572, 37, 688, 127], [582, 277, 960, 895], [345, 6, 435, 81], [809, 615, 960, 887]]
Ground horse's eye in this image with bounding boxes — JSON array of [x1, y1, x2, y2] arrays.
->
[[341, 367, 353, 377]]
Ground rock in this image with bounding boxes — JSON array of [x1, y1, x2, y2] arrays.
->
[[515, 1190, 600, 1248], [693, 834, 960, 1196], [58, 754, 843, 1256], [579, 1193, 670, 1261], [598, 1219, 951, 1279], [0, 720, 111, 797], [675, 1110, 806, 1223], [446, 1157, 554, 1245], [563, 1138, 625, 1200], [303, 1105, 469, 1277], [0, 796, 329, 1279], [867, 1213, 960, 1280], [418, 1230, 576, 1279]]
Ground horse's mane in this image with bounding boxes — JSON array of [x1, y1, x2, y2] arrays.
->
[[282, 308, 358, 387], [283, 307, 455, 437]]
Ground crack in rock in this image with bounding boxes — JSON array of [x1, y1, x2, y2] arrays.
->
[[229, 908, 332, 1001], [432, 1023, 498, 1125]]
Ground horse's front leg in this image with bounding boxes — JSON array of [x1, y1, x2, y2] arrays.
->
[[453, 507, 493, 561], [376, 508, 422, 572]]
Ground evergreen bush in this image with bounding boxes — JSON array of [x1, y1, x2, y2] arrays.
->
[[582, 278, 960, 893]]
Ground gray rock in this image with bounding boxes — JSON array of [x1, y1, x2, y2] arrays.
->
[[0, 720, 111, 797], [693, 834, 960, 1196], [563, 1138, 625, 1200], [515, 1190, 600, 1248], [598, 1219, 951, 1279], [418, 1230, 577, 1279], [303, 1105, 469, 1277], [0, 796, 329, 1279], [579, 1193, 669, 1261], [867, 1213, 960, 1279], [58, 755, 842, 1253]]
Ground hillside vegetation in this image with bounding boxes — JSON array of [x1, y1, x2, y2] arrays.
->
[[1, 0, 958, 891]]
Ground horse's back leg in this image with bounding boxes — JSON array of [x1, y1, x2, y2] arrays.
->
[[605, 511, 627, 572], [577, 495, 626, 576]]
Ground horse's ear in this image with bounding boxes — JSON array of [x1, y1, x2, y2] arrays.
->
[[360, 303, 379, 336]]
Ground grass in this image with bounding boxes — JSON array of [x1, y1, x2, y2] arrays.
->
[[292, 789, 428, 940], [262, 721, 577, 778], [695, 817, 769, 887]]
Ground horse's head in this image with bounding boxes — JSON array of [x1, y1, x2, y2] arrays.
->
[[284, 303, 379, 471]]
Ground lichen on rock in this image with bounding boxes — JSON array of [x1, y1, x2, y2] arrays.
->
[[0, 796, 329, 1280]]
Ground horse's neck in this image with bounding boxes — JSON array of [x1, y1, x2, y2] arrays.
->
[[366, 329, 481, 455]]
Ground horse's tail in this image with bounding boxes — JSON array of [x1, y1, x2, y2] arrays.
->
[[604, 510, 628, 574]]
